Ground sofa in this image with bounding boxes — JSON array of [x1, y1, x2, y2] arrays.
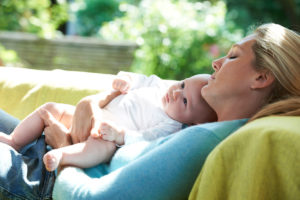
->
[[0, 67, 299, 200], [0, 67, 114, 120]]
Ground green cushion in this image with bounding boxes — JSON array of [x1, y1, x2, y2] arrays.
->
[[190, 116, 300, 200]]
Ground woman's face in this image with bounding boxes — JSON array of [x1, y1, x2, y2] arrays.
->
[[202, 34, 259, 113]]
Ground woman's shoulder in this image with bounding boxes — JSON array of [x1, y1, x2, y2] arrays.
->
[[180, 119, 248, 141]]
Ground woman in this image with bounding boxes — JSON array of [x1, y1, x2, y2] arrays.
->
[[0, 23, 299, 199]]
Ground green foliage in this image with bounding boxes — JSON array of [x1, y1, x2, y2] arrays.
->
[[225, 0, 300, 33], [0, 0, 68, 38], [0, 44, 20, 66], [74, 0, 123, 36], [100, 0, 243, 80]]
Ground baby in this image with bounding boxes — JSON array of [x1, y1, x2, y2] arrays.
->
[[0, 72, 216, 171]]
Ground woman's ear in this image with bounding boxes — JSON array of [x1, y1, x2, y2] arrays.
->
[[251, 70, 275, 89]]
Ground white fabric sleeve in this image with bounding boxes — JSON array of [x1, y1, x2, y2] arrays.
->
[[116, 71, 165, 90], [124, 120, 182, 145]]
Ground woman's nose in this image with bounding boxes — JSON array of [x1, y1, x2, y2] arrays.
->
[[212, 57, 224, 71]]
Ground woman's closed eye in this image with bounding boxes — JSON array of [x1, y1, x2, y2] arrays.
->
[[181, 82, 185, 89]]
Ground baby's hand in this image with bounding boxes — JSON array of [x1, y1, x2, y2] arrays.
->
[[99, 121, 124, 146], [112, 75, 132, 94]]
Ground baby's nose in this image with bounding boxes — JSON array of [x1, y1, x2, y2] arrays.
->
[[173, 89, 181, 100]]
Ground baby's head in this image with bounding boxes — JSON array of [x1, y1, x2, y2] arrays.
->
[[162, 74, 217, 125]]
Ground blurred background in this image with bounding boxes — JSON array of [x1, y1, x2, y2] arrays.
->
[[0, 0, 299, 80]]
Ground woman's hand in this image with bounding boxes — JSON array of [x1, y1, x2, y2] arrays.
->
[[69, 98, 102, 143], [39, 109, 72, 149]]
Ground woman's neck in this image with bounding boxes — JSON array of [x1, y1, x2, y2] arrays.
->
[[216, 95, 266, 121]]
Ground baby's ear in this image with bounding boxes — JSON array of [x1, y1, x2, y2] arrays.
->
[[251, 70, 275, 89]]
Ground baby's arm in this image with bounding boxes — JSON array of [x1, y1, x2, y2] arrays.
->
[[94, 74, 132, 108], [97, 90, 122, 108], [69, 73, 132, 143], [100, 120, 182, 146]]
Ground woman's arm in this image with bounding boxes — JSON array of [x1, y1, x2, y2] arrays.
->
[[53, 119, 247, 200], [0, 110, 55, 199], [0, 110, 19, 134]]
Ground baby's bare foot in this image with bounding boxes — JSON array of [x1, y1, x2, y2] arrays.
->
[[43, 150, 62, 172]]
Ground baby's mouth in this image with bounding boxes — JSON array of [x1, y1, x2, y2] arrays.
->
[[165, 93, 170, 103]]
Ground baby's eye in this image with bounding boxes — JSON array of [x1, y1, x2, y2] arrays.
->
[[181, 82, 185, 89], [183, 97, 187, 106], [229, 56, 237, 59]]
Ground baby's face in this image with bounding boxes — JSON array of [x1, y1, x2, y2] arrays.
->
[[162, 74, 216, 125]]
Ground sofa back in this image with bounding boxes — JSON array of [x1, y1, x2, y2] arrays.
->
[[0, 67, 115, 119]]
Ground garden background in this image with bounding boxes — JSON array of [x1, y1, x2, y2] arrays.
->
[[0, 0, 299, 80]]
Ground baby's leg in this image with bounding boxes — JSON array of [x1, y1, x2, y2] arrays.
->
[[43, 136, 116, 171], [0, 102, 75, 151]]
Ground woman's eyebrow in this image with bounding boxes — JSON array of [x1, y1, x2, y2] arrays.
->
[[232, 44, 243, 50]]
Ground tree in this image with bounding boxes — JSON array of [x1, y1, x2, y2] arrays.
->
[[224, 0, 300, 33], [0, 0, 68, 38], [100, 0, 243, 80]]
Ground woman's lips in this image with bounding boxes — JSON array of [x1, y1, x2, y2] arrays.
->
[[208, 74, 215, 84]]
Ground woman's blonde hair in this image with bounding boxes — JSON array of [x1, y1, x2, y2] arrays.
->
[[250, 23, 300, 121]]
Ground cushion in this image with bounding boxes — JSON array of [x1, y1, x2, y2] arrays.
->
[[189, 116, 300, 200]]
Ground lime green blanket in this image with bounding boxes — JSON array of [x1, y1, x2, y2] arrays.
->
[[190, 116, 300, 200]]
